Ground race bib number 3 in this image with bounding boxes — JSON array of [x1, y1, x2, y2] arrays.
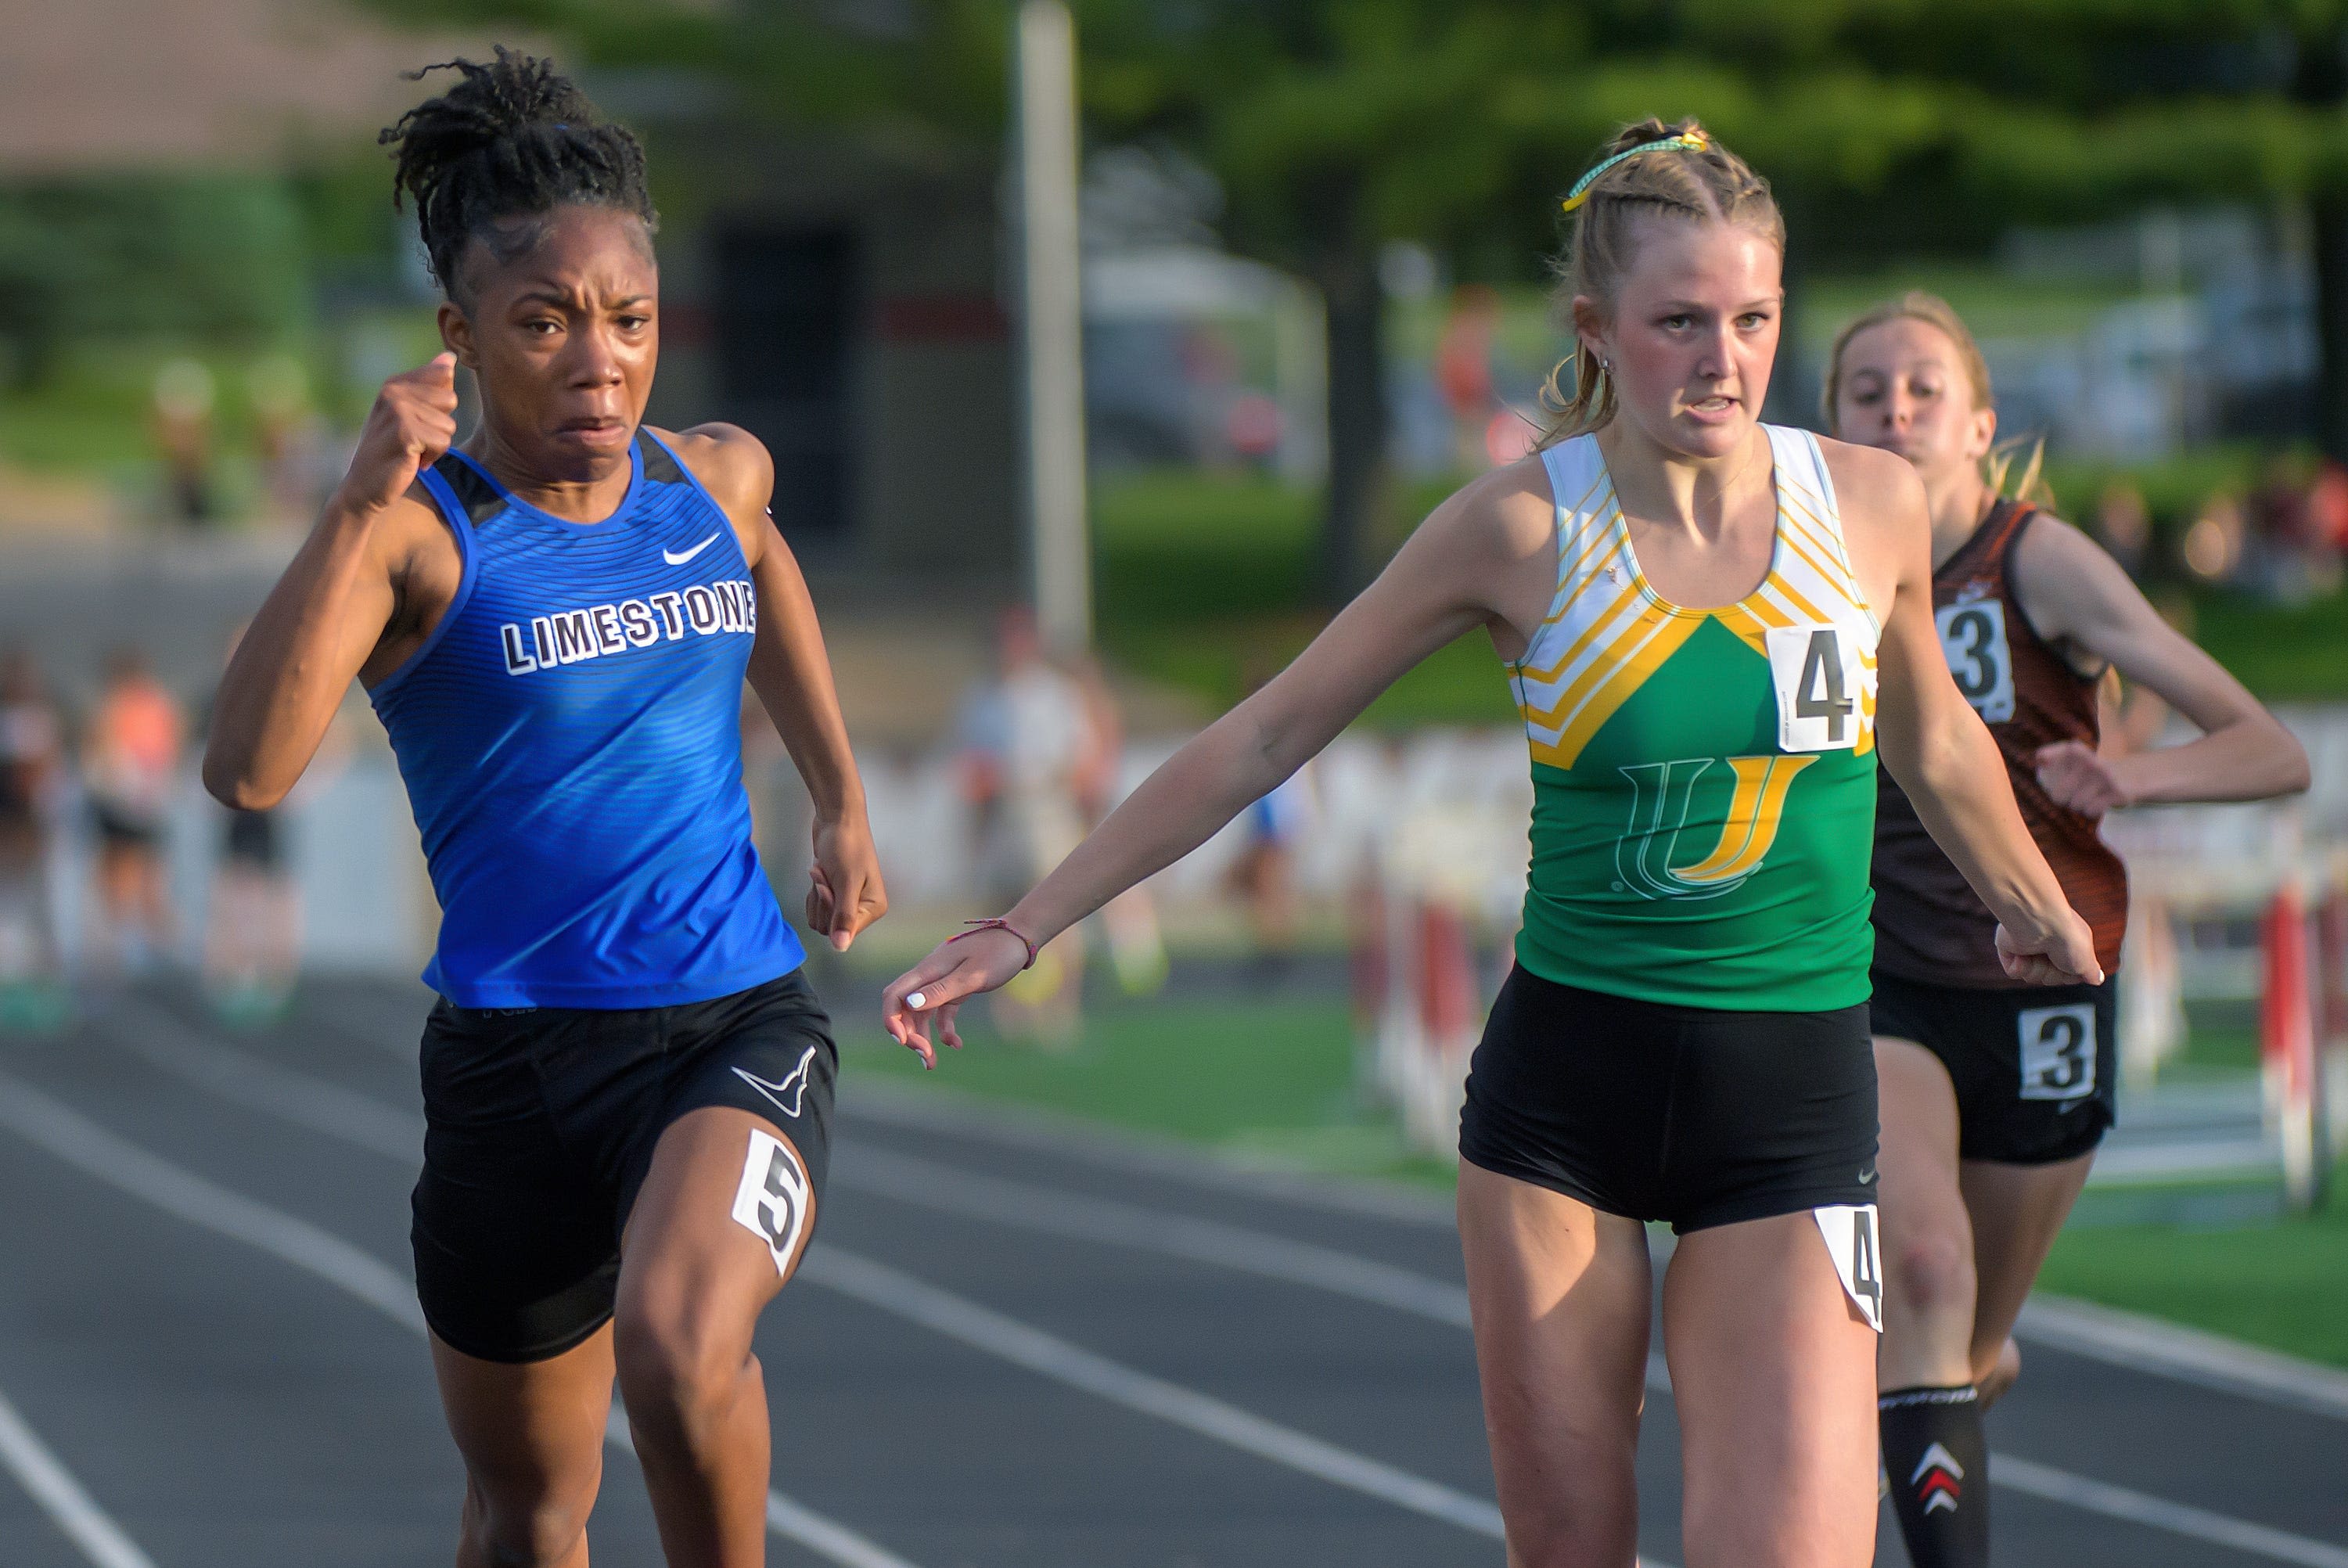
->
[[2019, 1003, 2098, 1102], [1766, 625, 1864, 753], [1936, 599, 2015, 724], [1814, 1203, 1883, 1332], [732, 1128, 813, 1279]]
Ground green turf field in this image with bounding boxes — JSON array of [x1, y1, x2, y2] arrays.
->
[[843, 992, 2347, 1370]]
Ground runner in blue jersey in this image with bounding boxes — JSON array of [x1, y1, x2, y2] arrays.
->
[[204, 50, 886, 1567]]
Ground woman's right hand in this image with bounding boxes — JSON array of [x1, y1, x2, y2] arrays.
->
[[1994, 901, 2105, 987], [331, 353, 459, 520], [881, 926, 1034, 1068]]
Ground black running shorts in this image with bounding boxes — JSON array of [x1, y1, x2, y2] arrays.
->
[[411, 971, 836, 1364], [1458, 966, 1879, 1233], [1868, 969, 2117, 1165]]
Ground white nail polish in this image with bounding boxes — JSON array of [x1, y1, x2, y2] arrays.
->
[[907, 991, 927, 1009]]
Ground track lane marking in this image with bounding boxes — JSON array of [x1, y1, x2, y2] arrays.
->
[[1995, 1456, 2348, 1568], [0, 1384, 159, 1568], [104, 1006, 2348, 1566], [800, 1247, 1508, 1539], [0, 1065, 922, 1568], [836, 1144, 1475, 1326], [99, 1005, 1515, 1545]]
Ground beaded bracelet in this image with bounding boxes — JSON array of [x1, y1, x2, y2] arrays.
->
[[947, 917, 1040, 972]]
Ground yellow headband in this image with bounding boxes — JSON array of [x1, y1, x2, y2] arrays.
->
[[1561, 131, 1710, 213]]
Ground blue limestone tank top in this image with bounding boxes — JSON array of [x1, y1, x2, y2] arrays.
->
[[370, 430, 805, 1008]]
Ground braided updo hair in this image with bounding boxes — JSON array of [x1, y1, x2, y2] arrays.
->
[[380, 47, 657, 303], [1537, 117, 1782, 444]]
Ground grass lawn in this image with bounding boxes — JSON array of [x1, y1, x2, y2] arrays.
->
[[840, 991, 2348, 1368], [2037, 1185, 2348, 1370]]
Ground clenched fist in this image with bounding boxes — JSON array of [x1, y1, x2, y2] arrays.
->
[[331, 353, 460, 520]]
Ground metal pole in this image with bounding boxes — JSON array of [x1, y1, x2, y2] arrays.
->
[[1015, 0, 1091, 653]]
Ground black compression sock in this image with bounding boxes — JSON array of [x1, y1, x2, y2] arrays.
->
[[1880, 1384, 1989, 1567]]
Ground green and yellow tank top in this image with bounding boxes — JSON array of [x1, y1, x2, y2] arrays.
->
[[1511, 425, 1879, 1012]]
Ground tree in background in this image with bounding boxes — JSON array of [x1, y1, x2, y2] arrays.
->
[[381, 0, 2348, 598]]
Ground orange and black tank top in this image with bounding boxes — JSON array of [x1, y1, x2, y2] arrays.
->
[[1871, 499, 2128, 987]]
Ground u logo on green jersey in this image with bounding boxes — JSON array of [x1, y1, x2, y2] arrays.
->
[[1616, 754, 1818, 900]]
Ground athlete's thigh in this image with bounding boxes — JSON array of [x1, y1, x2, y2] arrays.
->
[[430, 1327, 613, 1520], [617, 1106, 806, 1353], [1663, 1210, 1877, 1568], [1957, 1151, 2093, 1375], [1456, 1161, 1652, 1560]]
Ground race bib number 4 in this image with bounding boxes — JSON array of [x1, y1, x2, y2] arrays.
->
[[1814, 1203, 1883, 1332], [2019, 1003, 2098, 1102], [1936, 599, 2015, 724], [1766, 625, 1864, 753], [732, 1128, 813, 1279]]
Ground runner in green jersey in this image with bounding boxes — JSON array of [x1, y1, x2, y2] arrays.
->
[[883, 118, 2098, 1567]]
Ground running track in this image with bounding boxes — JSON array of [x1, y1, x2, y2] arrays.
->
[[3, 981, 2346, 1567]]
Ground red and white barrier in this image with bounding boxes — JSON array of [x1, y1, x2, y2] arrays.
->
[[2262, 879, 2325, 1210]]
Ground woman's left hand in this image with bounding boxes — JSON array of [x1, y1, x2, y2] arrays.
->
[[807, 811, 887, 951], [2033, 739, 2131, 818]]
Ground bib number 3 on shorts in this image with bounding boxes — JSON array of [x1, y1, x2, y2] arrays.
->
[[1814, 1203, 1885, 1332], [1767, 626, 1867, 753], [2019, 1002, 2098, 1102]]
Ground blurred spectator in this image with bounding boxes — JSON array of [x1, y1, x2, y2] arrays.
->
[[202, 628, 299, 1022], [1436, 285, 1500, 471], [954, 608, 1091, 1045], [2093, 479, 2151, 578], [0, 650, 66, 1012], [1226, 762, 1316, 985], [1072, 655, 1167, 997], [151, 358, 219, 528], [2307, 457, 2348, 556], [84, 649, 184, 977], [248, 354, 326, 525], [2181, 491, 2245, 584], [2248, 454, 2344, 602]]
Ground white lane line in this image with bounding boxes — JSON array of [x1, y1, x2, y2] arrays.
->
[[842, 1077, 1457, 1227], [0, 1067, 426, 1330], [108, 999, 419, 1161], [1997, 1456, 2348, 1568], [2018, 1295, 2348, 1426], [0, 1385, 159, 1568], [836, 1145, 1474, 1327], [0, 1066, 922, 1568], [801, 1246, 1506, 1539], [99, 1016, 2348, 1566]]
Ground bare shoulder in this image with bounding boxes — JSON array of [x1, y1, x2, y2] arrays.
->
[[651, 423, 775, 516], [1422, 454, 1556, 570], [1815, 434, 1925, 526], [2011, 509, 2141, 620], [378, 480, 458, 574]]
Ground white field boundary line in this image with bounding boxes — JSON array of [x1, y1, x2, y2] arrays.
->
[[0, 1065, 922, 1568], [112, 1007, 2348, 1566], [800, 1248, 1508, 1541], [0, 1384, 159, 1568], [2017, 1296, 2348, 1426]]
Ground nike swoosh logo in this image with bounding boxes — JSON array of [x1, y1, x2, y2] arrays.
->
[[663, 532, 721, 566], [732, 1045, 817, 1120]]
